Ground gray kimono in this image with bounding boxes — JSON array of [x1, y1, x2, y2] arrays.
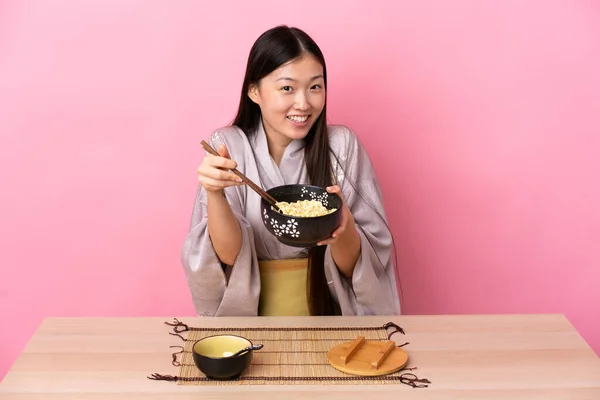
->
[[181, 122, 401, 316]]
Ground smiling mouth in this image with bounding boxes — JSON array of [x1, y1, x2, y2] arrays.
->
[[287, 115, 310, 123]]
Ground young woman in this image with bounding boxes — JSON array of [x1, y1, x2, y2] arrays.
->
[[181, 25, 400, 317]]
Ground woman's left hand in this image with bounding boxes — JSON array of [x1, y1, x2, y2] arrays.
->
[[317, 185, 354, 246]]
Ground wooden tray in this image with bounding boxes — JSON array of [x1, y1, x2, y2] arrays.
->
[[327, 336, 408, 376]]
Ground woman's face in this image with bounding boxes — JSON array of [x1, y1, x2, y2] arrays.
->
[[248, 54, 326, 147]]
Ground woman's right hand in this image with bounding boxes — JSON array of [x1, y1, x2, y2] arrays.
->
[[197, 144, 243, 192]]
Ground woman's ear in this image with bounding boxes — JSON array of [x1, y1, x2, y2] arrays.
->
[[248, 84, 260, 104]]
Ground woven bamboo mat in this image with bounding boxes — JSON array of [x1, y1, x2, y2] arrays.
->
[[148, 319, 430, 387]]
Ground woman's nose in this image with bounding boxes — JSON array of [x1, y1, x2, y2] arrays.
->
[[294, 92, 310, 110]]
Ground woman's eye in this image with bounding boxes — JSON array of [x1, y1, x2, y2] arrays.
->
[[281, 86, 293, 92], [311, 84, 322, 90]]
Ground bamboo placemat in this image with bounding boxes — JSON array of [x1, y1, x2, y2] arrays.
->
[[149, 319, 430, 387]]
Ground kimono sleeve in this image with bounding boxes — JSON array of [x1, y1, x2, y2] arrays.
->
[[324, 127, 401, 315], [180, 133, 261, 316]]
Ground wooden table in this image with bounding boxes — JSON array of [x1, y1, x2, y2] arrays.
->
[[1, 314, 599, 399]]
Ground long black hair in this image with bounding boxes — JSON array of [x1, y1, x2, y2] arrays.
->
[[232, 26, 338, 315]]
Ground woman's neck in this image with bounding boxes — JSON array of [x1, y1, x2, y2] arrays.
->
[[267, 140, 289, 166], [262, 120, 292, 166]]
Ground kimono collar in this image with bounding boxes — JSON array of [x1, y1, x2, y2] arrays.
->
[[253, 119, 305, 187]]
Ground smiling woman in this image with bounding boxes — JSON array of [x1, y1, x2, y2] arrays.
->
[[181, 25, 400, 317], [247, 57, 326, 150]]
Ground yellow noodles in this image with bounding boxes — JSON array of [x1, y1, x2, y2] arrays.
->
[[275, 199, 337, 217]]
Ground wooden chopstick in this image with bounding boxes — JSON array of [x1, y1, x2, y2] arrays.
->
[[200, 140, 280, 208]]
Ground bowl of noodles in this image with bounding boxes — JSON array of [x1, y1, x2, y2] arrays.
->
[[261, 184, 342, 247]]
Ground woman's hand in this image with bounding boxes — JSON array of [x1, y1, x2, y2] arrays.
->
[[317, 185, 361, 278], [317, 185, 353, 246], [197, 144, 243, 192]]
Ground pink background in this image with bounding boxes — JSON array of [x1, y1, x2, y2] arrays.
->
[[1, 0, 599, 380]]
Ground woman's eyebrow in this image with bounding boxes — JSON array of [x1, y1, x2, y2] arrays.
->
[[274, 75, 324, 82]]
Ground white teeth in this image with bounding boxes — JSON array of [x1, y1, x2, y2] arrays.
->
[[287, 115, 308, 123]]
